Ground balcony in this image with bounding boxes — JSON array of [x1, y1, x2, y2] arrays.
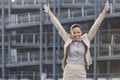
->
[[97, 29, 120, 60], [0, 0, 120, 28], [0, 30, 119, 65], [0, 72, 120, 80], [0, 0, 41, 6]]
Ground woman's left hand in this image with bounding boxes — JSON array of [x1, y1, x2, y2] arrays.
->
[[104, 0, 110, 12]]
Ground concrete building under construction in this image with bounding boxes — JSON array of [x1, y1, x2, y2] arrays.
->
[[0, 0, 120, 80]]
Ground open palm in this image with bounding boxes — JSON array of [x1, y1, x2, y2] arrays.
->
[[104, 0, 109, 11], [44, 4, 50, 13]]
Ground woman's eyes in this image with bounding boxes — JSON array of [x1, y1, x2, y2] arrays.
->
[[73, 32, 80, 34]]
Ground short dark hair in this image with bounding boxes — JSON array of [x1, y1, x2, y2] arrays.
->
[[70, 24, 82, 31]]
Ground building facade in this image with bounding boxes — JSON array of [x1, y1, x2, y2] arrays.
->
[[0, 0, 120, 80]]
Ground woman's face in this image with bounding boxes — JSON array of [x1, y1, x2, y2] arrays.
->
[[70, 27, 82, 41]]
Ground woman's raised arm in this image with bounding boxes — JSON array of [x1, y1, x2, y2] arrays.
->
[[44, 4, 68, 42], [88, 0, 109, 42]]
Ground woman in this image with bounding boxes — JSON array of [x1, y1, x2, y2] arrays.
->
[[44, 0, 109, 80]]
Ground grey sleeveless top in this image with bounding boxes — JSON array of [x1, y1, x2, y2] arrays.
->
[[66, 41, 86, 65]]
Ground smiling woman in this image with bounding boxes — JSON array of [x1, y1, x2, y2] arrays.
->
[[44, 0, 109, 80], [70, 24, 83, 42]]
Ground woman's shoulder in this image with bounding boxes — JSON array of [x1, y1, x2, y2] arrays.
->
[[81, 33, 88, 38], [81, 33, 90, 47]]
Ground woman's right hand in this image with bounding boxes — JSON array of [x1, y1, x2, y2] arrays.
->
[[44, 4, 50, 13]]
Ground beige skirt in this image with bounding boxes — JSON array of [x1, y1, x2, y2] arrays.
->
[[63, 64, 86, 80]]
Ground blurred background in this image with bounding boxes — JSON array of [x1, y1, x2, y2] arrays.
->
[[0, 0, 120, 80]]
